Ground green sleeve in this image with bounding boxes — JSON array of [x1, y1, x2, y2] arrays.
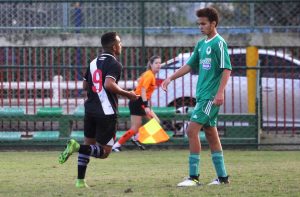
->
[[186, 42, 200, 69], [216, 40, 232, 70]]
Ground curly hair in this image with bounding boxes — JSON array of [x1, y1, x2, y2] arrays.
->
[[196, 7, 219, 27]]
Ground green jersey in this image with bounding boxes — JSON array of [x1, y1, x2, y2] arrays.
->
[[187, 34, 232, 101]]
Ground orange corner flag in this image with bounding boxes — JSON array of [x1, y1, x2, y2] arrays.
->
[[138, 118, 169, 144]]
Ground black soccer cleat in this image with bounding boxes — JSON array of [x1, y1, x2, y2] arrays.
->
[[130, 139, 146, 150]]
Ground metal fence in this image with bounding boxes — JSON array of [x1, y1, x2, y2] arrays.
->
[[0, 46, 299, 137], [0, 1, 299, 34], [0, 0, 300, 147]]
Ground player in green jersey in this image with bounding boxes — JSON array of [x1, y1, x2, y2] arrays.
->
[[162, 7, 232, 187]]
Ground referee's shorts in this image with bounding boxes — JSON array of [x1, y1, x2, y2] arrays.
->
[[129, 97, 146, 116]]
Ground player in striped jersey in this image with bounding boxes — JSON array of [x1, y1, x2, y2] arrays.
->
[[162, 7, 232, 186], [58, 32, 138, 188]]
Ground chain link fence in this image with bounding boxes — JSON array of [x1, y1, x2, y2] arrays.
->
[[0, 1, 299, 34]]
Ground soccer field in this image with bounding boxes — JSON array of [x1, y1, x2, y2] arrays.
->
[[0, 150, 299, 197]]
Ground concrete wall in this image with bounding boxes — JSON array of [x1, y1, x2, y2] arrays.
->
[[1, 32, 299, 47]]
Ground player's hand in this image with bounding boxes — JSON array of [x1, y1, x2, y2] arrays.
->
[[161, 77, 171, 92], [213, 92, 224, 106], [144, 107, 151, 116], [127, 91, 139, 101], [145, 107, 154, 120]]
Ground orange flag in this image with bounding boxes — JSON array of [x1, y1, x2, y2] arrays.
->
[[138, 118, 169, 144]]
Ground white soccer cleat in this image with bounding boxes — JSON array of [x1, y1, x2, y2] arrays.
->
[[112, 147, 121, 152], [208, 177, 230, 185], [208, 178, 221, 185], [177, 177, 201, 187]]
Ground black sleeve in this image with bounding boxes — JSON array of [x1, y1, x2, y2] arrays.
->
[[106, 62, 122, 81]]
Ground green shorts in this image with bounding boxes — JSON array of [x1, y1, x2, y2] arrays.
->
[[190, 100, 220, 127]]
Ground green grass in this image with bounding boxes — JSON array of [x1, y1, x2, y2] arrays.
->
[[0, 150, 300, 197]]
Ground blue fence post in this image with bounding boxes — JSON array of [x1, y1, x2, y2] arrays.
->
[[74, 3, 83, 81], [74, 2, 83, 34]]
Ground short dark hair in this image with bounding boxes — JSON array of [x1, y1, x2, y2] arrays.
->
[[101, 32, 118, 51], [196, 7, 219, 27]]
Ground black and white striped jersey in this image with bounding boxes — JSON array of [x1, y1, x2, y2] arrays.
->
[[83, 53, 122, 117]]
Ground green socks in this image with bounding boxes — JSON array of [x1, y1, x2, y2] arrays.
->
[[189, 153, 200, 178], [211, 151, 227, 177]]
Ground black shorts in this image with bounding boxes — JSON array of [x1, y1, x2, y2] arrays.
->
[[84, 113, 117, 146], [129, 97, 146, 116]]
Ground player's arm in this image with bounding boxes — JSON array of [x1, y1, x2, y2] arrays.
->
[[105, 63, 138, 100], [137, 75, 151, 117], [82, 80, 88, 98], [83, 80, 88, 90], [213, 69, 231, 106], [214, 40, 232, 106], [140, 86, 152, 116], [82, 67, 89, 91], [162, 42, 200, 91], [140, 75, 160, 122], [161, 64, 192, 91], [104, 77, 138, 100], [141, 87, 147, 103], [140, 75, 151, 107]]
